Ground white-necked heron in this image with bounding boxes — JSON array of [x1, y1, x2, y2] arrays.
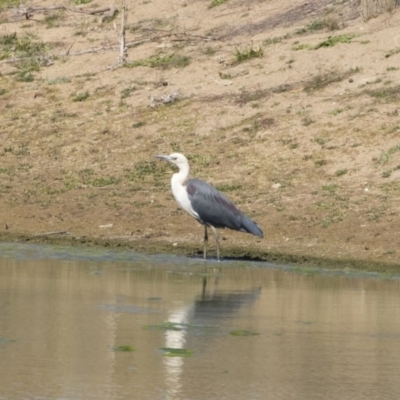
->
[[155, 153, 263, 260]]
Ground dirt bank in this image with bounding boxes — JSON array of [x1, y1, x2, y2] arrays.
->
[[1, 0, 400, 271]]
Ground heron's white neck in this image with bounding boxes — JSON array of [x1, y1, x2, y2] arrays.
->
[[169, 158, 199, 220], [171, 161, 189, 190]]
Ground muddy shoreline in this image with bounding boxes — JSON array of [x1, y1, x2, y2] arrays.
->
[[1, 231, 399, 274]]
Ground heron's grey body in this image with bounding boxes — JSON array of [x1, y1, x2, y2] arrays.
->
[[155, 153, 263, 260]]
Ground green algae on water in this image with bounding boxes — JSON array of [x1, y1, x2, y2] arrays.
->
[[143, 321, 184, 331], [229, 330, 260, 337], [112, 345, 135, 352], [159, 347, 193, 357]]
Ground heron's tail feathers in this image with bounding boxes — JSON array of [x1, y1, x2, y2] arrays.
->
[[240, 215, 264, 238]]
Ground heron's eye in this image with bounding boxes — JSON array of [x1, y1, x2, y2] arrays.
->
[[172, 157, 177, 161]]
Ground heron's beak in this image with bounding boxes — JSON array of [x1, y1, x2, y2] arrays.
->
[[154, 155, 170, 161]]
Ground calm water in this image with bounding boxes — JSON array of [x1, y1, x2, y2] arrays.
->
[[0, 243, 400, 400]]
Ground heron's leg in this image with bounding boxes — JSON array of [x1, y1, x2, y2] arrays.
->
[[203, 225, 208, 259], [210, 226, 221, 261]]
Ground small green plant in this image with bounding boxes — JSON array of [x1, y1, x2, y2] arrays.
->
[[43, 11, 64, 28], [365, 85, 400, 102], [322, 183, 339, 194], [215, 183, 242, 192], [127, 161, 167, 182], [125, 54, 190, 69], [209, 0, 228, 7], [331, 108, 343, 115], [312, 137, 330, 146], [72, 91, 90, 102], [132, 121, 146, 129], [0, 33, 47, 60], [234, 43, 263, 63], [375, 144, 400, 165], [335, 169, 348, 177], [202, 46, 216, 55], [296, 18, 340, 35], [74, 0, 92, 4], [0, 0, 20, 11], [292, 43, 312, 51], [385, 47, 400, 58], [315, 34, 355, 49], [15, 59, 41, 82], [0, 33, 48, 81], [263, 34, 290, 46], [46, 77, 70, 85], [304, 68, 359, 92], [301, 116, 315, 126], [314, 159, 328, 167], [121, 86, 136, 99]]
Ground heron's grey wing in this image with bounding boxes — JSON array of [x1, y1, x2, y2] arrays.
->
[[186, 179, 263, 237]]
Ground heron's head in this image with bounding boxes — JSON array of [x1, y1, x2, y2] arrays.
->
[[154, 153, 188, 169]]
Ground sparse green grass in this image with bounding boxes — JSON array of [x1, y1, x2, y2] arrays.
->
[[292, 43, 312, 51], [302, 116, 315, 126], [263, 34, 290, 46], [0, 33, 48, 81], [188, 154, 214, 167], [125, 54, 190, 69], [314, 137, 330, 146], [127, 161, 167, 183], [132, 121, 146, 129], [202, 46, 217, 55], [0, 33, 47, 60], [314, 159, 328, 167], [236, 87, 272, 104], [331, 108, 343, 115], [0, 0, 20, 11], [234, 43, 263, 63], [374, 144, 400, 165], [215, 183, 243, 192], [46, 77, 71, 85], [209, 0, 228, 7], [43, 11, 64, 28], [121, 86, 136, 99], [72, 91, 90, 102], [364, 85, 400, 102], [15, 59, 41, 82], [304, 68, 360, 92], [296, 18, 341, 34], [315, 34, 355, 49], [322, 183, 340, 194], [335, 169, 348, 177], [385, 47, 400, 59]]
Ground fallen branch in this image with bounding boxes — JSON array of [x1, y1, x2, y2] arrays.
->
[[15, 4, 116, 20]]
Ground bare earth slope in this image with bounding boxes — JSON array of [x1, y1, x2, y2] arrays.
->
[[1, 0, 400, 268]]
